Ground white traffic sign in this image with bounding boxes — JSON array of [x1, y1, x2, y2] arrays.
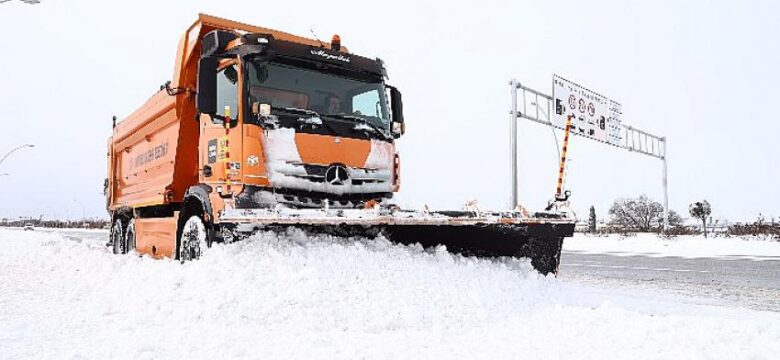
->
[[552, 75, 622, 145]]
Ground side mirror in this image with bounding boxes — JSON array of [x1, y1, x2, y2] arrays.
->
[[196, 56, 218, 115], [388, 86, 405, 137]]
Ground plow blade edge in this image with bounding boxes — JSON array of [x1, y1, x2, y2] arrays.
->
[[221, 209, 575, 275]]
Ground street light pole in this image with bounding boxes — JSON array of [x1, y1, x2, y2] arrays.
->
[[73, 199, 86, 220], [0, 144, 34, 168], [662, 137, 669, 232], [509, 79, 518, 209], [56, 201, 70, 222]]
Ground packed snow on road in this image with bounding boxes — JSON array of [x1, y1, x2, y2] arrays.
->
[[1, 228, 779, 359], [564, 232, 780, 260]]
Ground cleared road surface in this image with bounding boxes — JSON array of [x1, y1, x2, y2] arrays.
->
[[560, 251, 780, 312]]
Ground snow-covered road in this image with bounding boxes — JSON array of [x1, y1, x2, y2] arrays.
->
[[563, 233, 780, 260], [1, 228, 779, 359]]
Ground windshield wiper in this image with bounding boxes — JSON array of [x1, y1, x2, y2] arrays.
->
[[270, 106, 340, 131], [271, 106, 320, 117], [323, 113, 391, 140], [267, 108, 389, 140]]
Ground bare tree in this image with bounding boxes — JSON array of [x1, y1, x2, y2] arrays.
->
[[689, 200, 712, 237], [667, 210, 684, 227], [608, 195, 665, 232]]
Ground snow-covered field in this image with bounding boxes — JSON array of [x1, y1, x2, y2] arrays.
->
[[1, 228, 779, 359], [564, 233, 780, 260]]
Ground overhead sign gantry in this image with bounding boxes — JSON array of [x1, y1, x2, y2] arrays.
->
[[509, 76, 669, 230]]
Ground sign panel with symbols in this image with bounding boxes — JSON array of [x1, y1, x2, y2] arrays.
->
[[552, 75, 622, 146]]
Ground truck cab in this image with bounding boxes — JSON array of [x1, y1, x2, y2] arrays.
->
[[195, 31, 405, 210]]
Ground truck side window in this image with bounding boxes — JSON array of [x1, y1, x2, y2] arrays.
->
[[215, 64, 238, 124]]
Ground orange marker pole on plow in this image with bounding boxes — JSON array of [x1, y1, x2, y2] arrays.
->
[[555, 115, 572, 199]]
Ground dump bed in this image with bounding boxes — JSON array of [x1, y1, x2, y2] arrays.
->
[[107, 91, 198, 210]]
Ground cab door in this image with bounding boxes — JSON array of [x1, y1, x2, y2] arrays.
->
[[199, 61, 243, 188]]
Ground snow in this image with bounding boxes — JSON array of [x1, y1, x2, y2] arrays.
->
[[260, 128, 393, 196], [364, 139, 394, 170], [564, 233, 780, 260], [298, 116, 323, 125], [353, 122, 374, 132], [263, 127, 303, 167], [1, 227, 779, 359]]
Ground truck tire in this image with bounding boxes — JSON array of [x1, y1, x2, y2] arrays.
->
[[178, 215, 208, 262], [124, 219, 136, 253], [111, 219, 125, 255]]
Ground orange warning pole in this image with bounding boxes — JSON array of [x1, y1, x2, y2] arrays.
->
[[224, 106, 231, 135], [556, 115, 572, 198], [224, 106, 232, 191]]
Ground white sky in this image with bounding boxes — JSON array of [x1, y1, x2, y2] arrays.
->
[[0, 0, 778, 222]]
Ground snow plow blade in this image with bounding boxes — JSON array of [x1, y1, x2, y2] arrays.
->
[[220, 208, 575, 275], [382, 222, 572, 275]]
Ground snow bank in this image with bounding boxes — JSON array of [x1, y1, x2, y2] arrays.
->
[[564, 233, 780, 260], [1, 228, 779, 359]]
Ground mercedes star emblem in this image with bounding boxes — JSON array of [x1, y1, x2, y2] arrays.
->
[[325, 164, 350, 185]]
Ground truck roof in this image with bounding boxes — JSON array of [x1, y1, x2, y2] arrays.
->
[[195, 13, 345, 52], [172, 14, 347, 90]]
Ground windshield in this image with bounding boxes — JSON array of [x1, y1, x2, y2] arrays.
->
[[246, 61, 390, 128]]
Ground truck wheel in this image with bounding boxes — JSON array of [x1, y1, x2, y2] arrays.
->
[[179, 215, 207, 261], [111, 219, 125, 255], [125, 219, 136, 253]]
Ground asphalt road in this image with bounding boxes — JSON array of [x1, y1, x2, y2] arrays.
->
[[560, 251, 780, 312]]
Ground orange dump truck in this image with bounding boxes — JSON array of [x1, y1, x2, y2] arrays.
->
[[106, 14, 574, 274]]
